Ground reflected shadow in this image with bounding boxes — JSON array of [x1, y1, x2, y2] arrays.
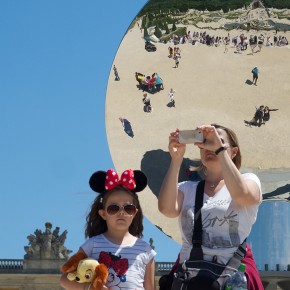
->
[[143, 104, 152, 113], [141, 149, 203, 198], [263, 183, 290, 200], [119, 117, 134, 138], [244, 120, 260, 127], [262, 281, 269, 289]]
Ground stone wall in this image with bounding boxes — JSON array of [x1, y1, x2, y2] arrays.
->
[[0, 274, 62, 290]]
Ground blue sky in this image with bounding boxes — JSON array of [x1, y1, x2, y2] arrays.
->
[[0, 0, 180, 262]]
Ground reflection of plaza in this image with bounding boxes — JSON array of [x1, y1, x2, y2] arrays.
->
[[106, 16, 290, 241], [202, 217, 240, 248], [106, 1, 290, 288]]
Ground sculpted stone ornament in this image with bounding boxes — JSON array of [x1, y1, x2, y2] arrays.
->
[[24, 222, 72, 260]]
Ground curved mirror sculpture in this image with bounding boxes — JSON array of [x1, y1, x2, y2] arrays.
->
[[248, 199, 290, 271], [106, 0, 290, 242], [247, 199, 290, 289]]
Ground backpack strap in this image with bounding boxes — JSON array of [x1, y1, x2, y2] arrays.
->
[[189, 180, 205, 260], [226, 239, 247, 268], [189, 180, 247, 263]]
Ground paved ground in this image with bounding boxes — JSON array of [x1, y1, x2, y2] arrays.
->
[[105, 24, 290, 242]]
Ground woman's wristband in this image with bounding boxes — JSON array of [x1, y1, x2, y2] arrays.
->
[[215, 145, 227, 155]]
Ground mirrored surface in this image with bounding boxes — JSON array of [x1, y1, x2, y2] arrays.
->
[[106, 0, 290, 241], [248, 199, 290, 271]]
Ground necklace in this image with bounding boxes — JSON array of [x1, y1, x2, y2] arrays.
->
[[207, 179, 223, 189]]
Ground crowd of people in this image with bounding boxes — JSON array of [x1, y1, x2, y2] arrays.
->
[[135, 72, 164, 93], [171, 30, 229, 47], [166, 29, 289, 55], [273, 34, 289, 46], [134, 71, 178, 114]]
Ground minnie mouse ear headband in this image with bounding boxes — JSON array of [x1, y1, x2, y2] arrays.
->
[[89, 169, 147, 194]]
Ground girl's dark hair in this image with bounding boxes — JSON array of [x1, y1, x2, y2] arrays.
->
[[85, 186, 144, 239]]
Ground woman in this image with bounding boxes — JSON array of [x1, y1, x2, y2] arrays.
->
[[158, 124, 263, 290], [263, 106, 278, 122]]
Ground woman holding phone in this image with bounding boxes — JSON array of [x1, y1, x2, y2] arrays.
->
[[158, 124, 264, 290]]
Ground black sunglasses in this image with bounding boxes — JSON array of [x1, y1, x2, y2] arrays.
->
[[106, 204, 137, 216]]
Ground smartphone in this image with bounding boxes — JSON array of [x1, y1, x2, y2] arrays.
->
[[178, 129, 204, 144]]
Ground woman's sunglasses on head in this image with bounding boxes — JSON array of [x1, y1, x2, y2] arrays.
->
[[106, 204, 137, 216]]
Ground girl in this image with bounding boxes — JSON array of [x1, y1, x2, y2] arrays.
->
[[60, 169, 156, 290]]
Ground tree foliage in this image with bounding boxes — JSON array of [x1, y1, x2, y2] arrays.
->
[[154, 26, 163, 38], [137, 0, 290, 16], [172, 21, 177, 31], [144, 27, 149, 37], [165, 23, 170, 34]]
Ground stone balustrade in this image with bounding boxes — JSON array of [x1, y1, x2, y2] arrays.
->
[[2, 259, 290, 290], [0, 259, 24, 271], [0, 259, 174, 275]]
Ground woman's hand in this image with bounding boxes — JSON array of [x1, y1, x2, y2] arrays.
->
[[168, 130, 186, 164], [194, 125, 224, 152], [158, 130, 185, 218]]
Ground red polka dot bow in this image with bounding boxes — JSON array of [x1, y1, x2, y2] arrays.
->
[[105, 169, 136, 191]]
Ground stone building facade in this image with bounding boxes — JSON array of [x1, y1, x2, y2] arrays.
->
[[1, 222, 290, 290]]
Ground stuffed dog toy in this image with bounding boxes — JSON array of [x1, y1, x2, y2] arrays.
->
[[61, 251, 108, 290]]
